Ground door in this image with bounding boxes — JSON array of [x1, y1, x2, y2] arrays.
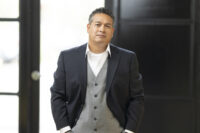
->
[[0, 0, 40, 133], [105, 0, 199, 133]]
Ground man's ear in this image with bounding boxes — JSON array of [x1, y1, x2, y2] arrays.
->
[[112, 28, 115, 34], [87, 24, 90, 33], [111, 28, 115, 37]]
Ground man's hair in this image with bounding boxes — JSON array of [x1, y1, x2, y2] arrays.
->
[[88, 7, 114, 24]]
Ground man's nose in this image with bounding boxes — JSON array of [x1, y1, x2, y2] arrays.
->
[[99, 25, 105, 32]]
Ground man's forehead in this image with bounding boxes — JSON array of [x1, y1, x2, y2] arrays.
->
[[93, 13, 112, 19], [92, 14, 113, 24]]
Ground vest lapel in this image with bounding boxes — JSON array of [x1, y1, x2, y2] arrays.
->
[[106, 44, 120, 93]]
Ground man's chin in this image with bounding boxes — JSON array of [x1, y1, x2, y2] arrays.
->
[[94, 41, 109, 45], [94, 39, 108, 43]]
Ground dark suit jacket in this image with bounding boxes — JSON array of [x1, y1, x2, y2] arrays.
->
[[51, 43, 144, 132]]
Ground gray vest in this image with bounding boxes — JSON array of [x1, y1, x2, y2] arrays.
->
[[72, 59, 123, 133]]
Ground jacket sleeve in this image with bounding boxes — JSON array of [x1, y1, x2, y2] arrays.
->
[[50, 52, 69, 130], [125, 53, 144, 132]]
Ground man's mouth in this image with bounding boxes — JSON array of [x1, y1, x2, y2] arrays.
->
[[96, 34, 106, 37]]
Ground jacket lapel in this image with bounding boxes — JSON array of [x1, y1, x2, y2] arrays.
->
[[106, 44, 120, 93], [79, 43, 120, 97], [78, 44, 87, 102]]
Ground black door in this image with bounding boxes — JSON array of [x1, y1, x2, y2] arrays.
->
[[105, 0, 200, 133]]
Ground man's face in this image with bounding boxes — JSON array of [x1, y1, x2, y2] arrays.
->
[[87, 13, 114, 45]]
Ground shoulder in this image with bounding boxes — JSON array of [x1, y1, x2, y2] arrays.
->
[[60, 43, 87, 56], [110, 43, 136, 56]]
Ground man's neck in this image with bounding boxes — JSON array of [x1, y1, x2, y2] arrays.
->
[[88, 43, 108, 53]]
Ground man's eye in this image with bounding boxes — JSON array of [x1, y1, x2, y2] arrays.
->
[[95, 24, 101, 26], [105, 25, 111, 28]]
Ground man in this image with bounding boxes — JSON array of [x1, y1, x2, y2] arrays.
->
[[51, 7, 144, 133]]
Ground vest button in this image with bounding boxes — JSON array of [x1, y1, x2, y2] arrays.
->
[[94, 106, 97, 109], [95, 83, 98, 86], [94, 94, 98, 97], [94, 128, 97, 132]]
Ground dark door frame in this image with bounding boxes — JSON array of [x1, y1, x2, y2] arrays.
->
[[19, 0, 40, 133]]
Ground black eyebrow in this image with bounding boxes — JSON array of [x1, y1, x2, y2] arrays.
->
[[94, 21, 113, 26], [94, 21, 101, 23]]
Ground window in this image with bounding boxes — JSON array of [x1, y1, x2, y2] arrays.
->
[[0, 1, 19, 133]]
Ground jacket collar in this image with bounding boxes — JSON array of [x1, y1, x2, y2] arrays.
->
[[85, 43, 111, 57], [105, 43, 120, 92]]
